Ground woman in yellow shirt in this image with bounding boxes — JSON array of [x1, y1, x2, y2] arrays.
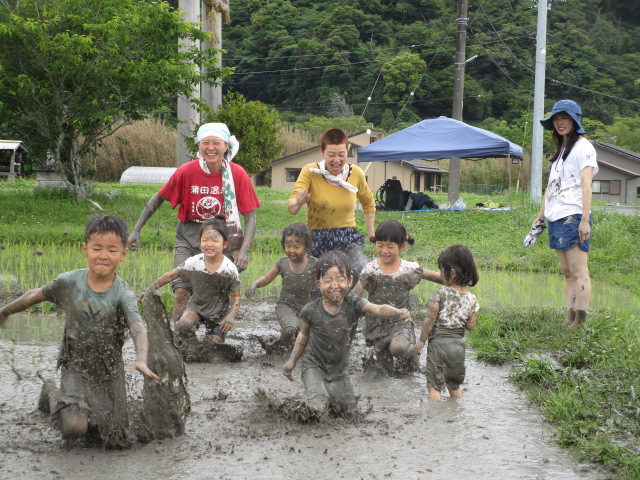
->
[[288, 128, 376, 282]]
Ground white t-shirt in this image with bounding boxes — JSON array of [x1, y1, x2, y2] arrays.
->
[[544, 137, 598, 222]]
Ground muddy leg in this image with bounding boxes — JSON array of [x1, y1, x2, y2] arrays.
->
[[37, 380, 56, 415], [447, 386, 463, 399], [172, 287, 190, 323], [376, 346, 394, 375], [565, 308, 576, 326], [390, 335, 420, 372], [571, 309, 587, 328], [279, 326, 297, 348]]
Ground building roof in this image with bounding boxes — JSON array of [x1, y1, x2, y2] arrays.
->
[[592, 141, 640, 162], [0, 140, 28, 152], [592, 141, 640, 176], [271, 129, 382, 166], [401, 159, 449, 174]]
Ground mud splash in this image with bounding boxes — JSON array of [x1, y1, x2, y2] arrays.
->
[[0, 300, 606, 479]]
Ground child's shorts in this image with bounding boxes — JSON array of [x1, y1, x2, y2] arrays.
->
[[425, 336, 466, 391], [194, 312, 226, 339], [548, 214, 592, 252], [275, 303, 302, 331], [301, 367, 356, 414]]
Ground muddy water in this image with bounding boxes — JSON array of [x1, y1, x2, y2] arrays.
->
[[0, 301, 606, 480]]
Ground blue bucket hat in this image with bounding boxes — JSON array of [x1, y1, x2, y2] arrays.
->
[[540, 99, 586, 134]]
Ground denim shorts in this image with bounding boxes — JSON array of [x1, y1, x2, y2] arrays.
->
[[548, 214, 592, 252]]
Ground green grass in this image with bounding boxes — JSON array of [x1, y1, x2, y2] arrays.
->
[[1, 179, 640, 477], [470, 308, 640, 479]]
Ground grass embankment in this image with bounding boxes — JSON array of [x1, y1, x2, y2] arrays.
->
[[1, 180, 639, 478]]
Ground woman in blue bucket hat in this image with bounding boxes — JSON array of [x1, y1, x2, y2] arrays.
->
[[531, 100, 598, 327]]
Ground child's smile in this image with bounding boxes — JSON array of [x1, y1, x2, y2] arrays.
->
[[284, 235, 307, 264], [318, 266, 351, 306], [83, 232, 126, 280], [200, 228, 227, 261]]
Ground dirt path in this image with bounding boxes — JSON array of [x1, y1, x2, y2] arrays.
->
[[0, 301, 605, 480]]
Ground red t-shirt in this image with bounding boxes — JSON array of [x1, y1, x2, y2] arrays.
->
[[158, 160, 260, 223]]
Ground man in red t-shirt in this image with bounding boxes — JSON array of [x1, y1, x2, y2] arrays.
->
[[128, 123, 260, 321]]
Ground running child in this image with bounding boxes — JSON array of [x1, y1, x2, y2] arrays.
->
[[414, 244, 479, 401], [283, 250, 410, 416], [0, 215, 159, 448], [355, 220, 442, 374], [142, 218, 241, 351], [245, 223, 316, 347]]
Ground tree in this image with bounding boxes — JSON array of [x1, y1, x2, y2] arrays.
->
[[202, 91, 285, 175], [0, 0, 231, 200]]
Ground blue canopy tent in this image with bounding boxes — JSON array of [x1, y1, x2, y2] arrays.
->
[[357, 116, 523, 163], [358, 116, 524, 211]]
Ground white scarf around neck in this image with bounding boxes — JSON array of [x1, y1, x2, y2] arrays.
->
[[309, 160, 358, 193]]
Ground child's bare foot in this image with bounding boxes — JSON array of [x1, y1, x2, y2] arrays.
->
[[448, 388, 463, 399], [428, 387, 442, 401]]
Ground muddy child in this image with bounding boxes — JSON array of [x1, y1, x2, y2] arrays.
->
[[142, 218, 241, 355], [283, 250, 410, 416], [246, 223, 316, 348], [414, 244, 479, 401], [0, 215, 159, 448], [356, 220, 442, 374]]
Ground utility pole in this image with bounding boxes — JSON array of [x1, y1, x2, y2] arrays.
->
[[530, 0, 548, 203], [177, 0, 201, 166], [449, 0, 469, 203], [201, 0, 230, 110]]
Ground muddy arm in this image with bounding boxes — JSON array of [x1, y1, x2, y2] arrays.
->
[[0, 288, 46, 326], [140, 270, 179, 302], [363, 303, 409, 321], [422, 269, 443, 284], [235, 210, 256, 271], [128, 193, 166, 250], [246, 265, 280, 297], [466, 312, 478, 331], [283, 322, 310, 378], [414, 301, 440, 355], [220, 291, 241, 334], [129, 321, 159, 381]]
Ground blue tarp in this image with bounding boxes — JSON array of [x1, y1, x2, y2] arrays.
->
[[357, 116, 524, 163]]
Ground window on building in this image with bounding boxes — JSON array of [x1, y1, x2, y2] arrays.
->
[[593, 180, 609, 194], [370, 137, 377, 144], [348, 146, 355, 157], [610, 180, 621, 195], [285, 168, 302, 183]]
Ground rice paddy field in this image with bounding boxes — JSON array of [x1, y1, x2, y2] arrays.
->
[[1, 180, 639, 478]]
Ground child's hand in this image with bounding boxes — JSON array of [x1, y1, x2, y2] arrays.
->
[[245, 284, 257, 298], [220, 315, 235, 334], [131, 360, 160, 383], [139, 287, 155, 305], [413, 340, 425, 355], [0, 310, 9, 327], [283, 360, 295, 380], [398, 308, 411, 322]]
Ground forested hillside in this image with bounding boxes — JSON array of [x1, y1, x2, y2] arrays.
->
[[220, 0, 640, 144]]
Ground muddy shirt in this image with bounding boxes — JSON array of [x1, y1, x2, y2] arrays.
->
[[428, 286, 479, 339], [42, 269, 141, 380], [177, 254, 241, 322], [359, 259, 422, 345], [276, 256, 317, 314], [299, 295, 368, 381]]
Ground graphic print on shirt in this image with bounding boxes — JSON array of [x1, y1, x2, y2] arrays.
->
[[190, 185, 223, 220]]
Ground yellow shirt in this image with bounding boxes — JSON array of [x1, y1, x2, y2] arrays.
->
[[290, 162, 376, 230]]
